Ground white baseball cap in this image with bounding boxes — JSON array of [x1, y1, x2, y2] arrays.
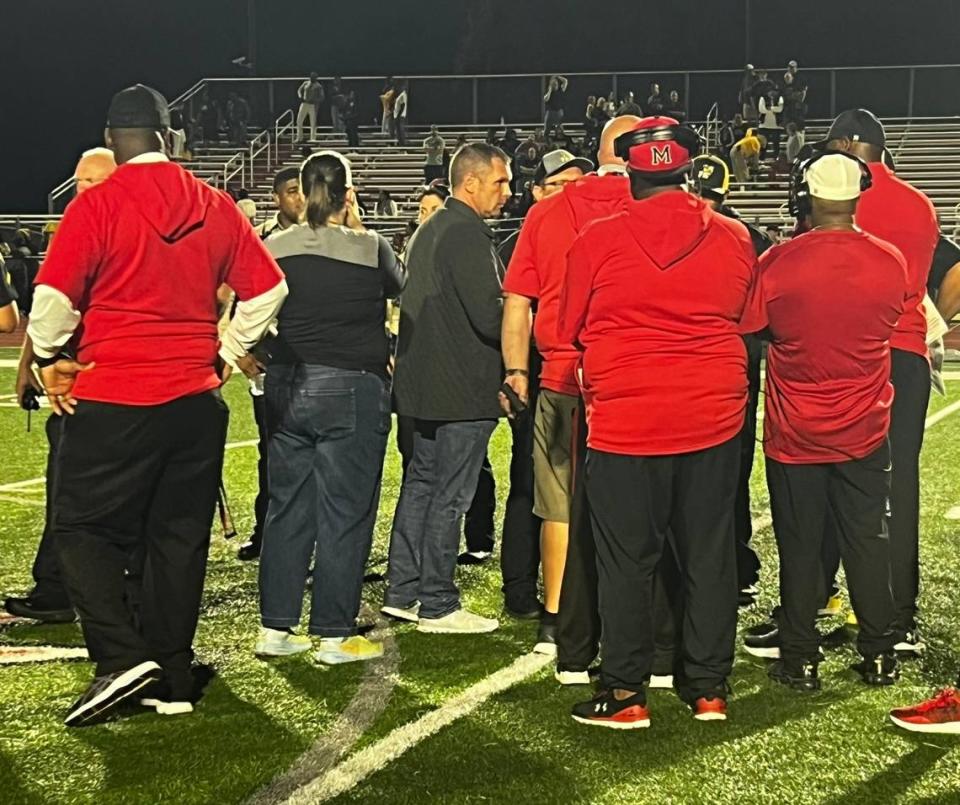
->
[[806, 154, 863, 201]]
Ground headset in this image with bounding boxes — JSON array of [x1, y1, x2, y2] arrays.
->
[[613, 122, 702, 166], [788, 150, 873, 219]]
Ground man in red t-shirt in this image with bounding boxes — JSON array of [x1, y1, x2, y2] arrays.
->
[[824, 109, 939, 653], [758, 153, 907, 691], [560, 117, 760, 728], [501, 121, 633, 659], [27, 85, 286, 727]]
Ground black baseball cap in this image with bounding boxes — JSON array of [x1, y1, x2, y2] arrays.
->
[[823, 108, 886, 148], [106, 84, 170, 130], [691, 154, 730, 200]]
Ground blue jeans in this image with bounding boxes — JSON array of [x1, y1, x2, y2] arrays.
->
[[385, 419, 497, 619], [259, 364, 391, 637]]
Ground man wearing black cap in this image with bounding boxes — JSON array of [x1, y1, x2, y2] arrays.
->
[[824, 109, 939, 654], [28, 84, 287, 726], [560, 117, 761, 727]]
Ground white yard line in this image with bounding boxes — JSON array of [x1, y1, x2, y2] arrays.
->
[[925, 399, 960, 430], [0, 645, 88, 665]]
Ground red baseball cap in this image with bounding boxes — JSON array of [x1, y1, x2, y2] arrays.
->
[[617, 116, 694, 174]]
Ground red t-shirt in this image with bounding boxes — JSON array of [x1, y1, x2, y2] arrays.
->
[[502, 173, 629, 395], [856, 163, 938, 359], [35, 160, 283, 405], [759, 229, 907, 463], [560, 190, 760, 456]]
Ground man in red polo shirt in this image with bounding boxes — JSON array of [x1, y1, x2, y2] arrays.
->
[[825, 109, 939, 653], [560, 117, 760, 728], [28, 85, 286, 727], [758, 153, 907, 692], [501, 116, 638, 663]]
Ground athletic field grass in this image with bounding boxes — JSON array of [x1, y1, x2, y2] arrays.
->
[[2, 347, 960, 804]]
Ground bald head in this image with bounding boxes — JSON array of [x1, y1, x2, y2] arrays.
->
[[597, 115, 643, 169], [74, 148, 117, 194]]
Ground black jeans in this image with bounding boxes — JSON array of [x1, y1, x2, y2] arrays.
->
[[53, 392, 228, 695], [29, 413, 70, 606], [766, 443, 896, 662], [397, 415, 496, 554], [251, 389, 270, 543], [584, 438, 740, 696]]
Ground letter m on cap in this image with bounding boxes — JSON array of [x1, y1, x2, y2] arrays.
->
[[651, 144, 672, 165]]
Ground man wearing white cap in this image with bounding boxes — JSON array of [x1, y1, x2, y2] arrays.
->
[[755, 153, 908, 691]]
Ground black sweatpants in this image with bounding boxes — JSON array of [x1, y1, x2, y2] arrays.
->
[[53, 392, 228, 695], [556, 402, 601, 672], [251, 390, 270, 543], [584, 438, 740, 695], [766, 443, 896, 662], [734, 334, 763, 589], [29, 413, 70, 606], [397, 415, 496, 554]]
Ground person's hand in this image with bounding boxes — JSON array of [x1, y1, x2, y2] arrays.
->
[[236, 353, 265, 380], [16, 360, 42, 408], [344, 201, 365, 231], [220, 362, 233, 385], [498, 373, 529, 418], [40, 359, 94, 416]]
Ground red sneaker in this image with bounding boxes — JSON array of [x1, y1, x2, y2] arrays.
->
[[890, 688, 960, 734], [571, 689, 650, 730], [693, 695, 727, 721]]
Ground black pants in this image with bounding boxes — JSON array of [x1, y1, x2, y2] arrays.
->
[[53, 392, 228, 695], [766, 443, 896, 662], [424, 164, 445, 184], [500, 356, 542, 611], [346, 123, 360, 148], [735, 335, 762, 589], [556, 402, 601, 672], [395, 117, 407, 146], [819, 349, 929, 633], [30, 414, 70, 606], [251, 390, 270, 544], [585, 438, 740, 695], [758, 127, 781, 158], [397, 415, 496, 554]]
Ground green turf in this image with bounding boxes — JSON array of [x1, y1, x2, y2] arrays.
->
[[0, 359, 959, 804]]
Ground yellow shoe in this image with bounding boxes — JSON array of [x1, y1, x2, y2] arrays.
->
[[314, 635, 384, 665], [817, 595, 843, 618], [846, 610, 859, 626]]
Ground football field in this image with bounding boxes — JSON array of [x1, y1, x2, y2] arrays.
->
[[2, 348, 960, 804]]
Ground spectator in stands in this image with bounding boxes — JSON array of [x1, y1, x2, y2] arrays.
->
[[295, 72, 325, 143], [380, 77, 396, 137], [782, 72, 807, 142], [515, 144, 541, 191], [423, 125, 446, 183], [167, 109, 188, 159], [665, 90, 686, 123], [758, 90, 784, 159], [330, 77, 346, 133], [549, 124, 574, 151], [226, 92, 250, 146], [731, 127, 762, 183], [393, 80, 409, 146], [646, 83, 665, 115], [375, 190, 398, 217], [198, 89, 221, 142], [617, 92, 643, 116], [585, 96, 598, 127], [501, 128, 520, 159], [739, 64, 758, 123], [384, 143, 511, 635], [343, 90, 361, 148], [254, 150, 405, 665], [785, 122, 804, 163], [544, 75, 569, 132]]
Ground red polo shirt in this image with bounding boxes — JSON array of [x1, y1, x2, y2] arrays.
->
[[760, 228, 908, 463], [503, 173, 629, 395], [856, 162, 938, 360], [35, 160, 283, 405], [560, 190, 760, 456]]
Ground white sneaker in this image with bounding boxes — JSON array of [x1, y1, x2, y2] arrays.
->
[[555, 669, 591, 685], [417, 609, 499, 634], [381, 602, 421, 623], [649, 674, 674, 689], [314, 636, 384, 665], [254, 627, 312, 657]]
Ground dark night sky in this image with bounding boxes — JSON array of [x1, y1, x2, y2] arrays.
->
[[2, 0, 959, 211]]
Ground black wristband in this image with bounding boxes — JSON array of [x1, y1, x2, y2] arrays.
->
[[504, 368, 529, 378], [34, 352, 66, 369]]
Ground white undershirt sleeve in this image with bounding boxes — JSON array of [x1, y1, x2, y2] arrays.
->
[[218, 279, 289, 366], [27, 285, 81, 359]]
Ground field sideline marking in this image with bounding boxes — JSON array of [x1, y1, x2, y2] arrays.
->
[[925, 399, 960, 429]]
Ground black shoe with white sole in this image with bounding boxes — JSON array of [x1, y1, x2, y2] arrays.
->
[[533, 621, 557, 655], [4, 595, 77, 624], [769, 658, 821, 691], [64, 661, 163, 727], [894, 629, 926, 656], [744, 621, 781, 658], [853, 651, 900, 686]]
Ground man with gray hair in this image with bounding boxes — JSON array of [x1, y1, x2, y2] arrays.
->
[[384, 143, 512, 635]]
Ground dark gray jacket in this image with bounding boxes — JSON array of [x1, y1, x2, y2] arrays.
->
[[393, 197, 503, 421]]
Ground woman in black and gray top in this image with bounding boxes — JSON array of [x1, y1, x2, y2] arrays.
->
[[252, 150, 405, 665]]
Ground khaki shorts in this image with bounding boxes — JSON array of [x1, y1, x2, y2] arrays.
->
[[533, 389, 579, 523]]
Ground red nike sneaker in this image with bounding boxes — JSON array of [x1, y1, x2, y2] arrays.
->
[[693, 695, 727, 721], [571, 689, 650, 729], [889, 688, 960, 734]]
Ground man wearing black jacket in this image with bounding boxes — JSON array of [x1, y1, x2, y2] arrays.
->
[[384, 143, 512, 635]]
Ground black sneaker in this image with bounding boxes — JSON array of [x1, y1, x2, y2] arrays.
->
[[894, 628, 926, 656], [738, 584, 759, 607], [854, 651, 900, 686], [4, 595, 76, 624], [64, 661, 163, 727], [768, 658, 821, 691], [237, 538, 261, 561], [504, 601, 543, 620], [533, 620, 557, 656], [744, 620, 781, 658], [140, 663, 216, 716], [571, 689, 650, 729], [457, 551, 492, 566]]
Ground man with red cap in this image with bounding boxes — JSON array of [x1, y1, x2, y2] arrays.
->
[[560, 116, 761, 728]]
